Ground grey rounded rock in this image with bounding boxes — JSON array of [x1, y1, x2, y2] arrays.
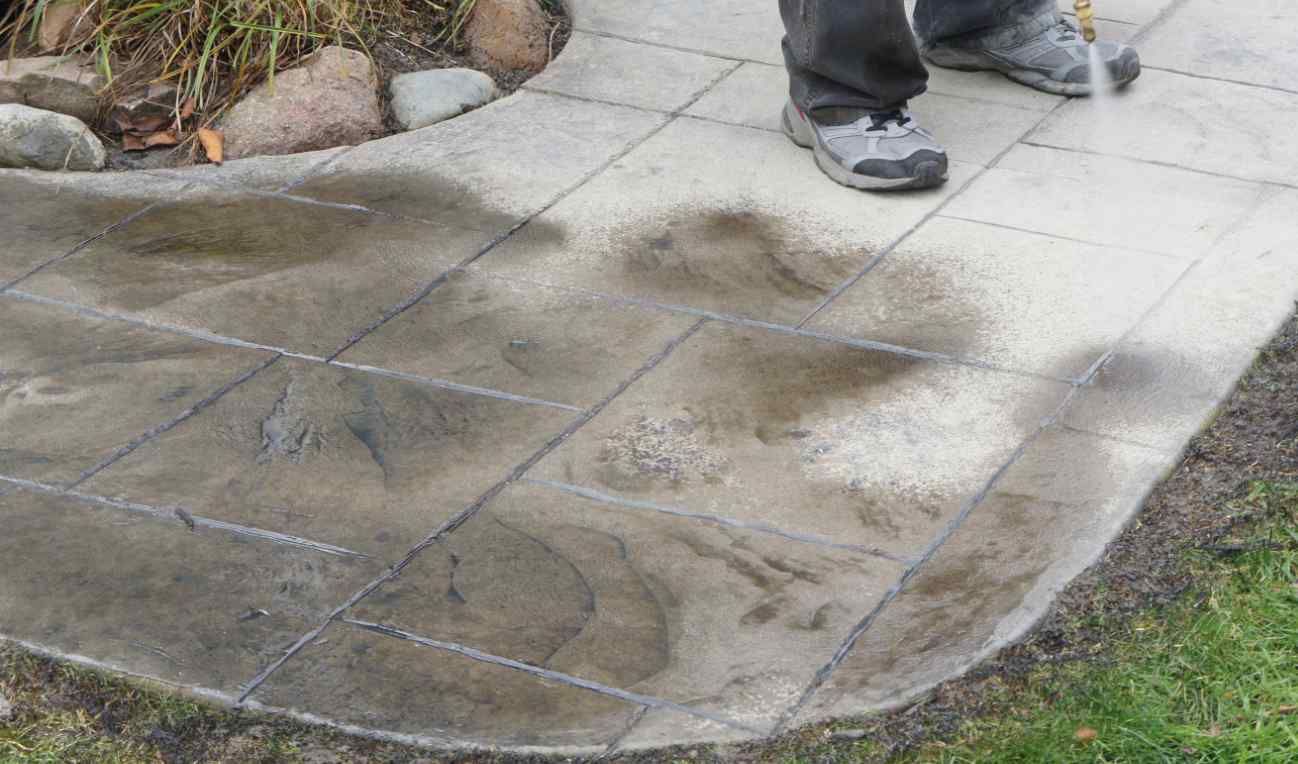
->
[[0, 55, 104, 125], [0, 103, 105, 171], [388, 68, 498, 131]]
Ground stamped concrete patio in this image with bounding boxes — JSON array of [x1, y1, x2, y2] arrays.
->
[[3, 0, 1298, 753]]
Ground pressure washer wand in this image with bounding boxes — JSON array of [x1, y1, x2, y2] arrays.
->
[[1074, 0, 1098, 42]]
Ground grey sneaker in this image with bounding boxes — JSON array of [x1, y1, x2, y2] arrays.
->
[[922, 18, 1140, 96], [782, 99, 948, 191]]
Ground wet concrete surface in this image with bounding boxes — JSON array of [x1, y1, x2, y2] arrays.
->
[[79, 358, 578, 561]]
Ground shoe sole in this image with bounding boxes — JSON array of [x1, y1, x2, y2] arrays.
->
[[923, 45, 1141, 96], [781, 104, 948, 192]]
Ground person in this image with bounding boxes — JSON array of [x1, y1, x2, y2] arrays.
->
[[779, 0, 1140, 190]]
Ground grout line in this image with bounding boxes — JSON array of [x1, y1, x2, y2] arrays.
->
[[279, 145, 361, 191], [520, 85, 671, 116], [234, 320, 708, 704], [67, 354, 283, 489], [597, 705, 650, 759], [0, 475, 369, 559], [1057, 423, 1166, 452], [934, 214, 1192, 261], [328, 361, 584, 412], [342, 619, 764, 734], [524, 478, 913, 564], [1141, 66, 1298, 99], [1017, 140, 1296, 191], [571, 26, 759, 65]]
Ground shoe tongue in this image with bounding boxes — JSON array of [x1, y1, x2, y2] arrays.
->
[[811, 107, 873, 126]]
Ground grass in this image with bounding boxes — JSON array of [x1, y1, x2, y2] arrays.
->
[[896, 481, 1298, 763]]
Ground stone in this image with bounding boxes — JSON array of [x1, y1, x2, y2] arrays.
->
[[465, 0, 551, 73], [38, 0, 88, 52], [0, 103, 105, 171], [387, 67, 496, 131], [0, 55, 103, 124], [109, 82, 179, 133], [218, 46, 382, 160]]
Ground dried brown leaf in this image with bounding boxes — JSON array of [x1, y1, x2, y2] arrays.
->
[[121, 133, 147, 152], [143, 130, 179, 147], [1074, 727, 1098, 744], [197, 128, 224, 165]]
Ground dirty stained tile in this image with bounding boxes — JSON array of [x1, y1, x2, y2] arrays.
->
[[80, 358, 578, 561], [349, 481, 901, 730], [795, 426, 1172, 724], [289, 91, 668, 223], [806, 216, 1189, 379], [475, 117, 978, 324], [526, 32, 736, 112], [0, 488, 383, 694], [944, 143, 1264, 257], [336, 270, 699, 409], [252, 623, 638, 752], [531, 322, 1070, 558], [0, 297, 273, 485], [19, 187, 489, 357], [0, 172, 187, 284]]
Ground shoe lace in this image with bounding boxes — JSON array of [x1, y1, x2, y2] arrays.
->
[[865, 110, 913, 132], [1053, 18, 1080, 41]]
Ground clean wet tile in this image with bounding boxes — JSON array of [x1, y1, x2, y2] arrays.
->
[[0, 488, 382, 693], [0, 297, 272, 484], [476, 117, 978, 325], [806, 217, 1188, 379], [252, 623, 639, 751], [1140, 0, 1298, 91], [569, 0, 785, 65], [1031, 68, 1298, 185], [527, 32, 735, 112], [945, 143, 1264, 256], [796, 426, 1173, 723], [349, 481, 902, 729], [0, 171, 187, 284], [685, 61, 1045, 166], [337, 270, 698, 409], [81, 358, 578, 561], [531, 322, 1070, 558], [20, 186, 487, 357], [288, 91, 668, 224]]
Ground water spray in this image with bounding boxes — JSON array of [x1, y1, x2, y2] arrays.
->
[[1074, 0, 1097, 43]]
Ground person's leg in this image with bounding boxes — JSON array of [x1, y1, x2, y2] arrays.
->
[[915, 0, 1141, 95], [778, 0, 948, 192]]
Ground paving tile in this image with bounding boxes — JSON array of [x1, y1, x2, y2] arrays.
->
[[1141, 0, 1298, 91], [1061, 13, 1141, 42], [81, 358, 578, 561], [0, 171, 188, 285], [288, 91, 668, 225], [142, 147, 347, 191], [0, 297, 272, 484], [527, 32, 735, 112], [946, 143, 1264, 256], [568, 0, 785, 65], [336, 270, 698, 409], [685, 62, 1045, 166], [806, 217, 1188, 379], [531, 322, 1069, 557], [924, 66, 1066, 112], [475, 117, 979, 325], [796, 426, 1173, 723], [1030, 68, 1298, 186], [252, 623, 639, 752], [1064, 187, 1298, 450], [616, 709, 755, 750], [19, 186, 489, 357], [349, 481, 902, 729], [1056, 0, 1177, 25], [0, 488, 382, 693]]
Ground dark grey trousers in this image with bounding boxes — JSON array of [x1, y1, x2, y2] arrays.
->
[[780, 0, 1058, 110]]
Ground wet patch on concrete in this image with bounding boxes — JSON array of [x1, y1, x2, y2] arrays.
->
[[346, 482, 901, 728], [288, 171, 526, 234], [79, 358, 578, 560], [0, 297, 272, 484]]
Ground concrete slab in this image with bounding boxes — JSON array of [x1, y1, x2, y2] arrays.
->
[[0, 296, 272, 484], [685, 62, 1047, 166], [1140, 0, 1298, 92], [251, 623, 640, 752], [335, 270, 699, 409], [805, 217, 1189, 379], [945, 143, 1265, 256], [525, 32, 736, 112], [142, 147, 348, 191], [475, 117, 978, 325], [793, 425, 1174, 722], [347, 481, 903, 730], [531, 321, 1070, 558], [0, 488, 383, 694], [1030, 68, 1298, 186], [80, 358, 578, 561], [18, 186, 489, 357], [1055, 0, 1178, 25], [567, 0, 785, 65]]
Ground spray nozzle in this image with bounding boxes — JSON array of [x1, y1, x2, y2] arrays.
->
[[1074, 0, 1098, 42]]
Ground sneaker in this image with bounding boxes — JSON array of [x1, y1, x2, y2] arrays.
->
[[781, 99, 948, 191], [922, 18, 1140, 96]]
